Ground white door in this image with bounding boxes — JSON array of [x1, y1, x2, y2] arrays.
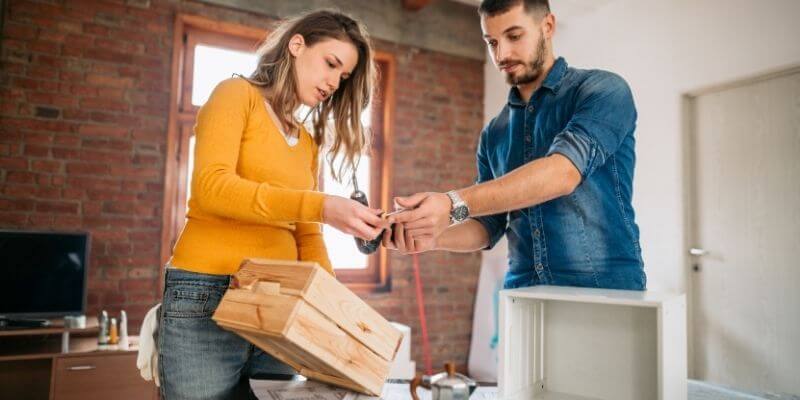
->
[[687, 67, 800, 395]]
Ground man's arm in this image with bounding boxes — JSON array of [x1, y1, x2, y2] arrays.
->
[[383, 218, 490, 254], [391, 155, 579, 239], [436, 219, 490, 252], [459, 153, 580, 217]]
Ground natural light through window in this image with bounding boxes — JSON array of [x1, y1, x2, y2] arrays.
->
[[191, 43, 375, 270], [322, 154, 371, 270], [192, 45, 258, 106]]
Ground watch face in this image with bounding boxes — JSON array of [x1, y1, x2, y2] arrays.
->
[[452, 205, 469, 222]]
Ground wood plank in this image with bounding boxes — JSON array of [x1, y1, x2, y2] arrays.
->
[[212, 292, 301, 337], [285, 301, 387, 395], [305, 263, 403, 361], [237, 332, 305, 373], [240, 331, 342, 379], [237, 259, 318, 292]]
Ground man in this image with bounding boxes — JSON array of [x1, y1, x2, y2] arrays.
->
[[386, 0, 645, 290]]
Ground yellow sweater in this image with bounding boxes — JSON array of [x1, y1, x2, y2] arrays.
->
[[170, 78, 333, 275]]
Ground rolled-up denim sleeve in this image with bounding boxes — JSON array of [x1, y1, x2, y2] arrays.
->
[[547, 72, 637, 178], [471, 128, 508, 250]]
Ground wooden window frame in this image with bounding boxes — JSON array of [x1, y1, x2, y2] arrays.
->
[[160, 14, 395, 292]]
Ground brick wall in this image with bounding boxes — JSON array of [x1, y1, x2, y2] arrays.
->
[[0, 0, 484, 374]]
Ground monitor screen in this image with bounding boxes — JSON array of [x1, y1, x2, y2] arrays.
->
[[0, 230, 90, 318]]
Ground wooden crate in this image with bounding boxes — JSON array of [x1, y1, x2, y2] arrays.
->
[[212, 259, 403, 395]]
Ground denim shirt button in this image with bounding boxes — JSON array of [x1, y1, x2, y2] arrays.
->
[[527, 105, 534, 113], [534, 229, 540, 237], [525, 135, 531, 143], [535, 263, 543, 271]]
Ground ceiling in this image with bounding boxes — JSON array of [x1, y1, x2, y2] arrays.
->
[[449, 0, 616, 21]]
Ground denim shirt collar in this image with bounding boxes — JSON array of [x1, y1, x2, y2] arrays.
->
[[507, 57, 568, 107]]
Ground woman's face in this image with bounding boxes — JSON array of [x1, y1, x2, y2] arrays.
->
[[289, 35, 359, 108]]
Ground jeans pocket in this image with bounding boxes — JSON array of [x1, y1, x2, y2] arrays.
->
[[163, 286, 215, 318]]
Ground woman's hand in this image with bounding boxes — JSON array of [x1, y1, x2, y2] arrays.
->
[[322, 195, 389, 240]]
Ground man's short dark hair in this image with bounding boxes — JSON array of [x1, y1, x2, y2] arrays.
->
[[478, 0, 550, 17]]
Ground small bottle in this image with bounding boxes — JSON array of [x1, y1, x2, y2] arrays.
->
[[109, 317, 119, 345], [98, 310, 109, 346], [119, 310, 129, 350]]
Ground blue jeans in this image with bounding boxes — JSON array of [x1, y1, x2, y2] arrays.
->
[[157, 267, 295, 400]]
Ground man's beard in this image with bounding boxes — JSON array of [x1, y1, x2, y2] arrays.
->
[[503, 33, 547, 86]]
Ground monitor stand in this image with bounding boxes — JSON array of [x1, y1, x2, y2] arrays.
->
[[0, 317, 51, 329]]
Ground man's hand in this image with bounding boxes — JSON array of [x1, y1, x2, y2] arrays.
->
[[388, 192, 452, 240], [382, 221, 437, 254]]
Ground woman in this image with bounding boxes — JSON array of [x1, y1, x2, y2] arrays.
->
[[157, 10, 387, 399]]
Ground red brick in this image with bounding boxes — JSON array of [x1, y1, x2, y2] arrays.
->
[[7, 171, 36, 184], [85, 73, 134, 88], [0, 212, 28, 226], [0, 157, 28, 170], [120, 279, 156, 292], [54, 134, 81, 147], [31, 159, 63, 173], [66, 162, 109, 175], [5, 22, 38, 41], [82, 138, 132, 152], [126, 291, 157, 304], [52, 147, 82, 159], [83, 23, 109, 36], [67, 176, 120, 191], [87, 190, 136, 202], [79, 149, 130, 164], [108, 165, 159, 179], [89, 112, 139, 125], [36, 200, 79, 214], [80, 98, 130, 111], [81, 200, 103, 216], [52, 215, 81, 228], [78, 124, 129, 138], [62, 188, 85, 200], [0, 198, 35, 211]]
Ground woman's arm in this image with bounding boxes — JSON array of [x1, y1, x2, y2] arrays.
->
[[192, 78, 326, 224]]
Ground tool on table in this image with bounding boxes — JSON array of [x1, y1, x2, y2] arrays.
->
[[410, 362, 477, 400]]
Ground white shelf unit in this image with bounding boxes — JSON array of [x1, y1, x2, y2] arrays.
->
[[498, 286, 686, 400]]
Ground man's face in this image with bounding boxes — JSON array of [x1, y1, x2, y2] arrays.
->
[[481, 4, 549, 86]]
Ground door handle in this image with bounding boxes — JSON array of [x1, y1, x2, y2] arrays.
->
[[689, 248, 709, 256], [67, 365, 96, 371]]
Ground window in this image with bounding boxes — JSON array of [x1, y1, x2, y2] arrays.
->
[[162, 15, 394, 291]]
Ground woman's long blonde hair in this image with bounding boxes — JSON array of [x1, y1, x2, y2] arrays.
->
[[243, 10, 376, 182]]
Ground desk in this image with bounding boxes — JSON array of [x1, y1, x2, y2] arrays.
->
[[250, 378, 499, 400]]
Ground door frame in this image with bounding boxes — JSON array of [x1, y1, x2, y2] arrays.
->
[[681, 64, 800, 378]]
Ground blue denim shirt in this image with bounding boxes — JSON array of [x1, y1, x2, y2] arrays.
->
[[474, 57, 646, 290]]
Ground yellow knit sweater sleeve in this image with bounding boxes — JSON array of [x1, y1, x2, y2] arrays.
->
[[191, 78, 325, 224], [293, 145, 334, 276]]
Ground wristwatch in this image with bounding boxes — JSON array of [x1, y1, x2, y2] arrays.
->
[[446, 190, 470, 225]]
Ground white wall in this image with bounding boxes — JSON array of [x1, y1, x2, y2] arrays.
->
[[483, 0, 800, 294]]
